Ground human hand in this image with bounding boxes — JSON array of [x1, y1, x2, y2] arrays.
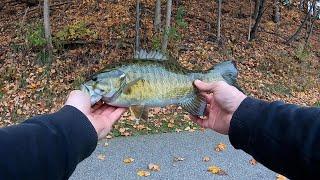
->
[[191, 80, 247, 135], [65, 90, 127, 139]]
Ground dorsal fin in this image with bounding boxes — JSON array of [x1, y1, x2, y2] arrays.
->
[[134, 49, 168, 61]]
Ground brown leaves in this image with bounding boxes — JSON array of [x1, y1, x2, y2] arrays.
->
[[148, 163, 160, 171], [207, 165, 227, 175], [215, 143, 226, 152], [137, 170, 151, 177], [123, 157, 134, 164], [249, 159, 257, 165], [203, 156, 211, 162], [173, 156, 185, 162], [276, 174, 287, 180], [97, 154, 106, 160]]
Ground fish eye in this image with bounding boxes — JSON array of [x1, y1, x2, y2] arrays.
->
[[92, 76, 97, 81]]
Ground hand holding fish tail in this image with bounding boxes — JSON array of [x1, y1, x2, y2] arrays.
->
[[190, 80, 246, 135], [65, 90, 127, 139]]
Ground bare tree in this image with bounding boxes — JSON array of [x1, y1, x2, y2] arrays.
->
[[286, 1, 314, 44], [217, 0, 222, 42], [253, 0, 260, 19], [135, 0, 141, 54], [305, 2, 319, 45], [250, 0, 265, 40], [43, 0, 53, 62], [299, 0, 305, 10], [161, 0, 172, 53], [273, 0, 280, 23], [248, 0, 253, 40], [154, 0, 161, 32]]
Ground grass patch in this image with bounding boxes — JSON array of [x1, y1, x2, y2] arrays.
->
[[263, 83, 292, 96], [110, 110, 200, 137]]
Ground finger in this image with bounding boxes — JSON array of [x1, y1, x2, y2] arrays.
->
[[200, 93, 213, 102], [189, 115, 207, 128], [103, 107, 127, 122], [91, 102, 104, 112], [194, 80, 220, 93], [93, 104, 115, 114]]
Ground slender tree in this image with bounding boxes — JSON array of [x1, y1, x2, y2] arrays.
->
[[248, 0, 253, 41], [154, 0, 161, 32], [217, 0, 222, 42], [43, 0, 53, 62], [250, 0, 265, 40], [273, 0, 280, 23], [286, 0, 314, 44], [253, 0, 260, 19], [161, 0, 172, 53], [135, 0, 141, 54]]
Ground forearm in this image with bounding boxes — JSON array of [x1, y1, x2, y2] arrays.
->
[[0, 105, 97, 179], [229, 97, 320, 179]]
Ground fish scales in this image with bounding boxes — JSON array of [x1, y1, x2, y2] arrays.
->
[[81, 51, 240, 116]]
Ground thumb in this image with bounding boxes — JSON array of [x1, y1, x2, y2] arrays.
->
[[194, 80, 219, 93]]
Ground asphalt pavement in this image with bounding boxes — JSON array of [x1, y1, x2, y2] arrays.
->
[[70, 130, 276, 180]]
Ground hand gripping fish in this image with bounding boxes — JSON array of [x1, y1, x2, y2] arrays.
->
[[81, 50, 241, 121]]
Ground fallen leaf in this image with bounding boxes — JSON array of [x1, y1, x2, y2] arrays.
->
[[104, 142, 109, 147], [184, 126, 191, 131], [207, 165, 227, 175], [16, 109, 22, 115], [137, 170, 151, 177], [203, 156, 211, 162], [215, 143, 226, 152], [148, 163, 160, 171], [123, 157, 134, 164], [173, 156, 185, 162], [168, 123, 174, 128], [249, 159, 257, 165], [106, 135, 113, 139], [97, 154, 106, 160], [276, 174, 287, 180], [119, 127, 126, 133]]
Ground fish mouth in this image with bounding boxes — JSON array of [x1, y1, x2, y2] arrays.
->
[[81, 84, 103, 105]]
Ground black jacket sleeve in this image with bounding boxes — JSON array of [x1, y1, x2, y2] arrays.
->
[[0, 105, 98, 180], [229, 97, 320, 179]]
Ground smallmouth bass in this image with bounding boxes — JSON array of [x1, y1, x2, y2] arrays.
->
[[81, 50, 240, 118]]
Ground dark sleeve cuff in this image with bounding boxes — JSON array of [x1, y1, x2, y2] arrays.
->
[[24, 105, 98, 168], [228, 97, 270, 150]]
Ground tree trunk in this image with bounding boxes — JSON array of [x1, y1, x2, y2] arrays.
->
[[248, 0, 253, 40], [161, 0, 172, 53], [250, 0, 265, 40], [299, 0, 305, 10], [305, 8, 319, 45], [154, 0, 161, 32], [217, 0, 222, 42], [253, 0, 260, 19], [286, 1, 314, 44], [135, 0, 141, 55], [273, 0, 280, 23], [43, 0, 52, 62]]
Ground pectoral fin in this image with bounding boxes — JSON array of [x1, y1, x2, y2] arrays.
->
[[179, 94, 206, 116], [130, 105, 149, 121], [122, 78, 145, 95]]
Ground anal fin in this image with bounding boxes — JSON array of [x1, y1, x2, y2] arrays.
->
[[129, 105, 149, 124], [178, 94, 206, 116]]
